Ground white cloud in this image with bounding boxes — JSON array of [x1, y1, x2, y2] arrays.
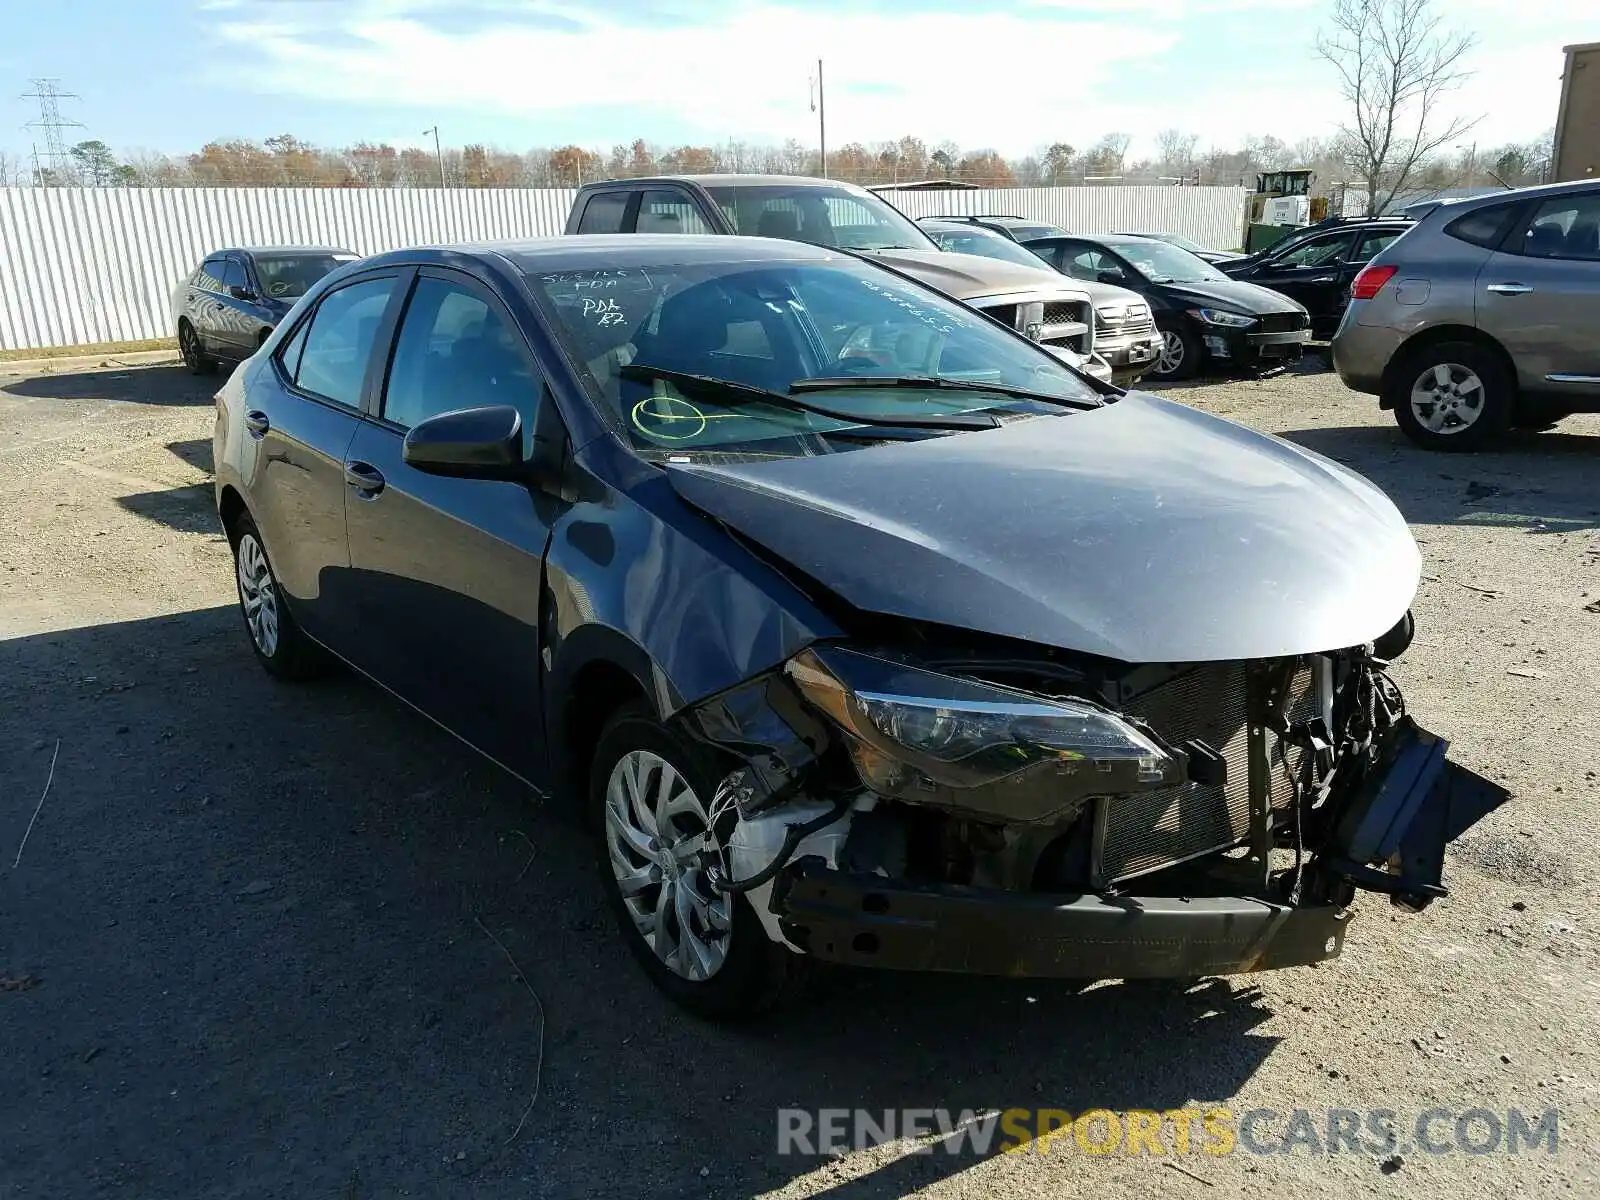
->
[[215, 0, 1588, 155]]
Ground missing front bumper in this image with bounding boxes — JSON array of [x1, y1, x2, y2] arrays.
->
[[771, 862, 1350, 978]]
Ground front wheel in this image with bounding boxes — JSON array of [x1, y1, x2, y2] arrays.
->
[[1147, 324, 1202, 382], [590, 703, 805, 1019], [1389, 342, 1514, 452]]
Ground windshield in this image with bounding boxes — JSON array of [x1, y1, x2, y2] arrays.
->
[[530, 257, 1098, 460], [252, 253, 358, 299], [927, 227, 1052, 270], [1108, 240, 1226, 284], [1000, 222, 1066, 242], [1144, 232, 1205, 254], [705, 185, 936, 252]]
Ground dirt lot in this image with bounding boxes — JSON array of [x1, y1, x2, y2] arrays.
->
[[1, 361, 1597, 1200]]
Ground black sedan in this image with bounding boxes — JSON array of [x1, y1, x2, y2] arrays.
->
[[1023, 233, 1311, 380], [213, 234, 1481, 1017], [1218, 219, 1409, 339], [173, 245, 357, 373]]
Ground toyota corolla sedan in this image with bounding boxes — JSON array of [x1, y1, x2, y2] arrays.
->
[[214, 235, 1497, 1018]]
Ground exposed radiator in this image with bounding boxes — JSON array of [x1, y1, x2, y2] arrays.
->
[[1096, 662, 1318, 883]]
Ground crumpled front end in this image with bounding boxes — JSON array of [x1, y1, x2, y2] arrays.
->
[[677, 627, 1504, 980]]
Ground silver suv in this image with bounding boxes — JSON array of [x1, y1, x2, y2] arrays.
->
[[1332, 180, 1600, 451]]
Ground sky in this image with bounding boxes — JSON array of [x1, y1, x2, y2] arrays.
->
[[0, 0, 1592, 165]]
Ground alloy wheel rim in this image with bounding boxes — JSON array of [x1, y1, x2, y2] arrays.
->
[[1410, 362, 1484, 434], [1156, 330, 1185, 375], [236, 533, 280, 656], [604, 749, 731, 982], [180, 324, 197, 365]]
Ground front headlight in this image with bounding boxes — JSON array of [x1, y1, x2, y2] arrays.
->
[[786, 647, 1181, 823], [1190, 307, 1257, 328]]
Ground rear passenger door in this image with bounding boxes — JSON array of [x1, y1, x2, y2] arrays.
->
[[340, 269, 555, 782], [191, 256, 232, 354], [1478, 191, 1600, 401], [246, 271, 406, 645]]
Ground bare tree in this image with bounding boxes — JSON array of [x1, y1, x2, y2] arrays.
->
[[1316, 0, 1479, 216], [1155, 129, 1199, 178]]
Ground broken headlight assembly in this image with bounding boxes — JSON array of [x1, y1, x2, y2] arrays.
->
[[786, 646, 1182, 824]]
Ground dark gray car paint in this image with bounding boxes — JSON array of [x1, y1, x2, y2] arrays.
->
[[665, 392, 1420, 663]]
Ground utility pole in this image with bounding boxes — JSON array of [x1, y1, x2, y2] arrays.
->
[[810, 59, 827, 178], [22, 79, 84, 186], [423, 126, 446, 187]]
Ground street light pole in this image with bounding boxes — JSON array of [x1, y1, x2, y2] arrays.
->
[[810, 59, 827, 178], [424, 126, 446, 188]]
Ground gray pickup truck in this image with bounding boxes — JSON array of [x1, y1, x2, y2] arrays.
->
[[563, 174, 1114, 383]]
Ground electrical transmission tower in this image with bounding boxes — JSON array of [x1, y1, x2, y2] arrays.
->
[[22, 78, 85, 185]]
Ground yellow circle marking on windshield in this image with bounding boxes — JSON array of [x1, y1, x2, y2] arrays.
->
[[631, 395, 717, 441]]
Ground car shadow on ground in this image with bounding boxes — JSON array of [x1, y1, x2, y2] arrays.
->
[[1275, 423, 1600, 534], [2, 364, 215, 406], [1, 607, 1285, 1200], [109, 440, 218, 535]]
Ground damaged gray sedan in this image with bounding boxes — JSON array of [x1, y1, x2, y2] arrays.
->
[[213, 235, 1501, 1018]]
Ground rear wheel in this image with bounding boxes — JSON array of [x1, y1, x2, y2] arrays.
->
[[1389, 341, 1513, 452], [1148, 324, 1202, 382], [178, 319, 216, 375], [228, 513, 327, 681], [590, 703, 805, 1019]]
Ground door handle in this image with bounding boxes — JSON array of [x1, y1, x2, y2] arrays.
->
[[344, 461, 386, 496], [1486, 283, 1533, 296], [1307, 275, 1337, 284], [244, 410, 270, 437]]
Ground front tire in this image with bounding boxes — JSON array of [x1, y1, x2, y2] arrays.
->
[[1389, 341, 1514, 452], [1148, 323, 1202, 382], [590, 703, 803, 1019], [228, 513, 326, 681]]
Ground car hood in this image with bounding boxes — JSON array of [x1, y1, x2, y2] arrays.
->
[[1155, 277, 1307, 316], [862, 248, 1076, 303], [665, 393, 1419, 663]]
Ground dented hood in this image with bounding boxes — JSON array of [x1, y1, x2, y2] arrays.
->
[[665, 393, 1420, 663]]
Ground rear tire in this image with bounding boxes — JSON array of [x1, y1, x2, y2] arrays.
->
[[227, 512, 327, 681], [590, 702, 807, 1020], [178, 320, 217, 376], [1389, 341, 1514, 452]]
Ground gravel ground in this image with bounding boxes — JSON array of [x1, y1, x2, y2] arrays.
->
[[1, 360, 1596, 1199]]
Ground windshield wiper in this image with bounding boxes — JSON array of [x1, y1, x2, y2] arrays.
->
[[618, 363, 1001, 430], [791, 374, 1099, 411]]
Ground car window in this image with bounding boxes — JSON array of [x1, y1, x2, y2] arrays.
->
[[199, 257, 229, 293], [928, 228, 1051, 270], [1062, 246, 1127, 284], [253, 252, 359, 299], [290, 276, 397, 407], [1272, 234, 1353, 268], [1445, 205, 1517, 250], [530, 257, 1097, 460], [221, 258, 247, 293], [276, 316, 310, 380], [1353, 230, 1402, 262], [577, 192, 630, 235], [383, 276, 540, 451], [634, 190, 711, 235], [705, 184, 934, 251], [1510, 194, 1600, 261]]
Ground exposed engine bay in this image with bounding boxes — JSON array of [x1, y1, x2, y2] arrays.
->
[[676, 615, 1503, 979]]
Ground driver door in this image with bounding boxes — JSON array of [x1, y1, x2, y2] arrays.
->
[[1247, 231, 1357, 334]]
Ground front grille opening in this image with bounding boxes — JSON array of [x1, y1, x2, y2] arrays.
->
[[1096, 662, 1317, 884]]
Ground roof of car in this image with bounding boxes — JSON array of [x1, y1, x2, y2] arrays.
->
[[584, 174, 870, 191], [221, 245, 357, 256], [365, 235, 839, 274]]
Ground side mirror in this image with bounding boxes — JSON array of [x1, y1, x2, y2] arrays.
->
[[1096, 270, 1125, 285], [229, 285, 255, 301], [403, 405, 525, 481]]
